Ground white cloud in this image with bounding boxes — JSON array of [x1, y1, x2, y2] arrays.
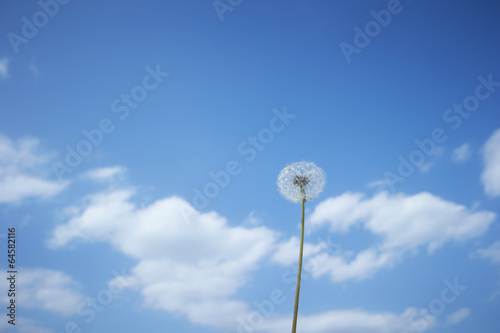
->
[[445, 307, 470, 326], [0, 175, 68, 203], [470, 242, 500, 301], [18, 326, 53, 333], [0, 316, 54, 333], [270, 236, 327, 266], [255, 307, 436, 333], [0, 134, 68, 203], [48, 189, 135, 247], [310, 191, 494, 252], [308, 192, 365, 232], [243, 210, 262, 226], [309, 248, 397, 282], [0, 57, 9, 79], [470, 241, 500, 265], [418, 161, 434, 173], [48, 187, 492, 331], [50, 190, 278, 329], [452, 143, 472, 163], [419, 146, 444, 173], [306, 191, 495, 282], [1, 268, 84, 316], [481, 129, 500, 197], [367, 179, 390, 189], [84, 166, 126, 181]]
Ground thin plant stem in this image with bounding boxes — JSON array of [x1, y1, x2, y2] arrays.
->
[[291, 198, 306, 333]]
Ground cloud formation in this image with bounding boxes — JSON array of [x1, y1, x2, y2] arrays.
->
[[445, 308, 470, 326], [50, 190, 277, 329], [0, 134, 68, 203], [256, 307, 435, 333], [452, 143, 472, 163], [481, 129, 500, 197], [0, 316, 53, 333], [84, 166, 126, 181], [470, 241, 500, 265], [0, 57, 8, 79], [49, 187, 484, 332], [1, 268, 84, 316], [306, 191, 495, 281]]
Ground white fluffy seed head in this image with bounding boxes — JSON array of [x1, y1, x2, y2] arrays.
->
[[277, 161, 326, 203]]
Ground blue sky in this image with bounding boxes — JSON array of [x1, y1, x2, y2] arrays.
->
[[1, 0, 500, 332]]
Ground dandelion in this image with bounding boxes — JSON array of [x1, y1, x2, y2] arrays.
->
[[277, 161, 325, 333], [278, 161, 326, 203]]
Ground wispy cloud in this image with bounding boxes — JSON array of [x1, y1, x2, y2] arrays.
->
[[367, 179, 391, 189], [419, 146, 445, 173], [481, 129, 500, 197], [445, 307, 470, 326], [242, 210, 263, 226], [0, 316, 53, 333], [470, 241, 500, 301], [84, 166, 126, 181], [257, 307, 436, 333], [0, 268, 84, 316], [0, 134, 69, 203], [470, 241, 500, 265], [452, 143, 472, 163], [0, 57, 9, 80]]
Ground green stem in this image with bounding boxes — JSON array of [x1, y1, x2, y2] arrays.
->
[[291, 198, 306, 333]]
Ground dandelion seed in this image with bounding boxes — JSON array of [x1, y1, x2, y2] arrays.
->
[[277, 161, 326, 203]]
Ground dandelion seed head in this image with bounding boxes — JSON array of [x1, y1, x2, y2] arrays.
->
[[277, 161, 326, 203]]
